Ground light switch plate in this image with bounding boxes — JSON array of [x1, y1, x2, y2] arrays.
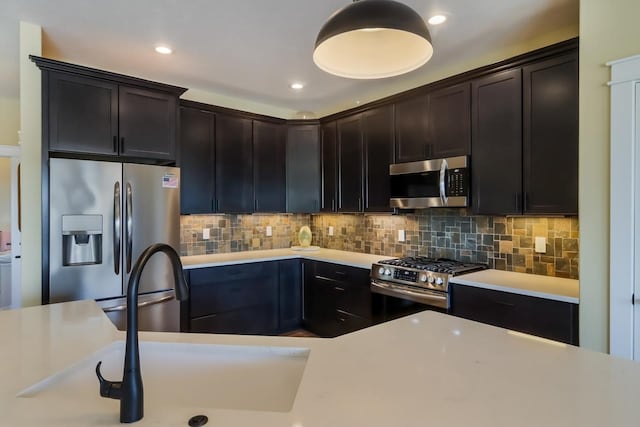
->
[[266, 226, 272, 237], [328, 226, 334, 236], [202, 228, 210, 240], [398, 229, 406, 242], [535, 236, 546, 253]]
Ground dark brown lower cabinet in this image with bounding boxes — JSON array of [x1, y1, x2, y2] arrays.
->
[[302, 261, 377, 337], [187, 260, 300, 335], [449, 284, 579, 345]]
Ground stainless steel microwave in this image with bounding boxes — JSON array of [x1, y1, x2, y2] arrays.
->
[[389, 156, 469, 208]]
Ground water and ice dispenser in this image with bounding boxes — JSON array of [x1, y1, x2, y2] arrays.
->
[[62, 215, 103, 266]]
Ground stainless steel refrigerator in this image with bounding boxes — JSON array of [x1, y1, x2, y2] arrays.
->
[[49, 158, 181, 332]]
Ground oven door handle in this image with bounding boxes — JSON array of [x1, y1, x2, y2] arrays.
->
[[439, 158, 448, 206], [371, 280, 449, 309]]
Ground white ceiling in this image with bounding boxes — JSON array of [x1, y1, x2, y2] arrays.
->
[[0, 0, 578, 118]]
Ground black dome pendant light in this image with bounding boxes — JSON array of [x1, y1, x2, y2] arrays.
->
[[313, 0, 433, 79]]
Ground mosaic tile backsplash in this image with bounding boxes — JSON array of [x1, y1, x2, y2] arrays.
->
[[180, 209, 579, 279]]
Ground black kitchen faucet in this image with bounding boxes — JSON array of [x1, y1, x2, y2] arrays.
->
[[95, 243, 189, 423]]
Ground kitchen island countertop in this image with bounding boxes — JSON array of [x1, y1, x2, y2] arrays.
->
[[1, 300, 638, 426]]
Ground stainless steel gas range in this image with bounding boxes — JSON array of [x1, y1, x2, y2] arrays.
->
[[370, 257, 486, 311]]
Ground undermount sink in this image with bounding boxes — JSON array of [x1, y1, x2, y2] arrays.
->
[[18, 340, 310, 412]]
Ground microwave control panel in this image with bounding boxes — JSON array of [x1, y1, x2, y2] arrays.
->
[[447, 169, 468, 196]]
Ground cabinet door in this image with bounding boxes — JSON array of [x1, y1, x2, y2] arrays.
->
[[471, 69, 523, 215], [363, 105, 394, 212], [286, 125, 321, 213], [394, 95, 428, 162], [179, 107, 215, 214], [118, 86, 177, 161], [523, 53, 578, 215], [337, 115, 364, 212], [320, 122, 338, 212], [449, 284, 579, 345], [253, 120, 286, 212], [279, 259, 302, 332], [48, 72, 118, 156], [215, 114, 253, 213], [428, 83, 471, 158]]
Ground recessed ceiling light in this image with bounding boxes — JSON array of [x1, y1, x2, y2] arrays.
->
[[155, 45, 172, 55], [290, 83, 304, 90], [428, 15, 447, 25]]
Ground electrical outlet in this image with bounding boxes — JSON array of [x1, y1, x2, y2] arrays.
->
[[398, 229, 405, 242], [202, 228, 210, 240], [535, 236, 546, 253], [328, 226, 334, 236], [266, 226, 272, 237]]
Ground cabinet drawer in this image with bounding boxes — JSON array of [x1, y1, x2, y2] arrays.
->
[[189, 262, 277, 286], [190, 304, 278, 335], [313, 262, 370, 287], [450, 284, 578, 345], [335, 310, 372, 335]]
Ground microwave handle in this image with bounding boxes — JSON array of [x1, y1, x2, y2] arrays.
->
[[439, 159, 448, 206]]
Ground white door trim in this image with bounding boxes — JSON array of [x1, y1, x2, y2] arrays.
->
[[0, 144, 21, 308], [609, 55, 640, 359]]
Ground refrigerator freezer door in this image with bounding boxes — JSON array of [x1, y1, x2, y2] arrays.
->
[[49, 159, 123, 302], [123, 164, 180, 295], [98, 290, 181, 332]]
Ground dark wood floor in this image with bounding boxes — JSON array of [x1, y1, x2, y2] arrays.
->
[[281, 329, 318, 338]]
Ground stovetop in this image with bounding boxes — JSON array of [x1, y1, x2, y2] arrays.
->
[[378, 257, 486, 275]]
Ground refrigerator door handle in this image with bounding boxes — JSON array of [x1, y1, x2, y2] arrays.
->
[[113, 182, 121, 275], [126, 182, 133, 273], [102, 294, 175, 312]]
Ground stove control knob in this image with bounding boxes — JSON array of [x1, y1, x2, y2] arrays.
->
[[378, 267, 386, 276], [427, 276, 435, 284], [384, 269, 391, 276], [435, 277, 444, 286], [420, 273, 428, 282]]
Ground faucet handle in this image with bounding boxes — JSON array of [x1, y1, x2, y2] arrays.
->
[[96, 361, 123, 400]]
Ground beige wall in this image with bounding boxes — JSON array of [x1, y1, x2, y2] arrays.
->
[[579, 0, 640, 352], [19, 22, 42, 307]]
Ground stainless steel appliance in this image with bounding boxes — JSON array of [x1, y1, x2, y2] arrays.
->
[[370, 257, 486, 310], [49, 158, 181, 332], [389, 155, 469, 209]]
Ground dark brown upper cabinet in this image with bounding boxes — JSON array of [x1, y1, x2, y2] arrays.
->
[[253, 120, 286, 212], [34, 56, 186, 164], [471, 69, 523, 215], [179, 107, 215, 214], [337, 115, 364, 212], [522, 52, 578, 215], [215, 113, 253, 213], [118, 86, 177, 161], [362, 105, 394, 212], [47, 72, 119, 156], [320, 121, 338, 212], [286, 124, 321, 213], [394, 95, 428, 163], [427, 82, 471, 158], [471, 50, 578, 216]]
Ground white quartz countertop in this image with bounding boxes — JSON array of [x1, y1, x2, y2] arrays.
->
[[181, 248, 394, 270], [450, 269, 580, 303], [2, 300, 639, 426]]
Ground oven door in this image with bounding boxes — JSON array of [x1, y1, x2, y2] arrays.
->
[[371, 280, 449, 310], [389, 156, 469, 208]]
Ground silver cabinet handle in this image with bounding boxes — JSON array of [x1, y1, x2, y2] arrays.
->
[[125, 182, 133, 273], [102, 294, 174, 313], [439, 158, 448, 206], [113, 182, 121, 275]]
